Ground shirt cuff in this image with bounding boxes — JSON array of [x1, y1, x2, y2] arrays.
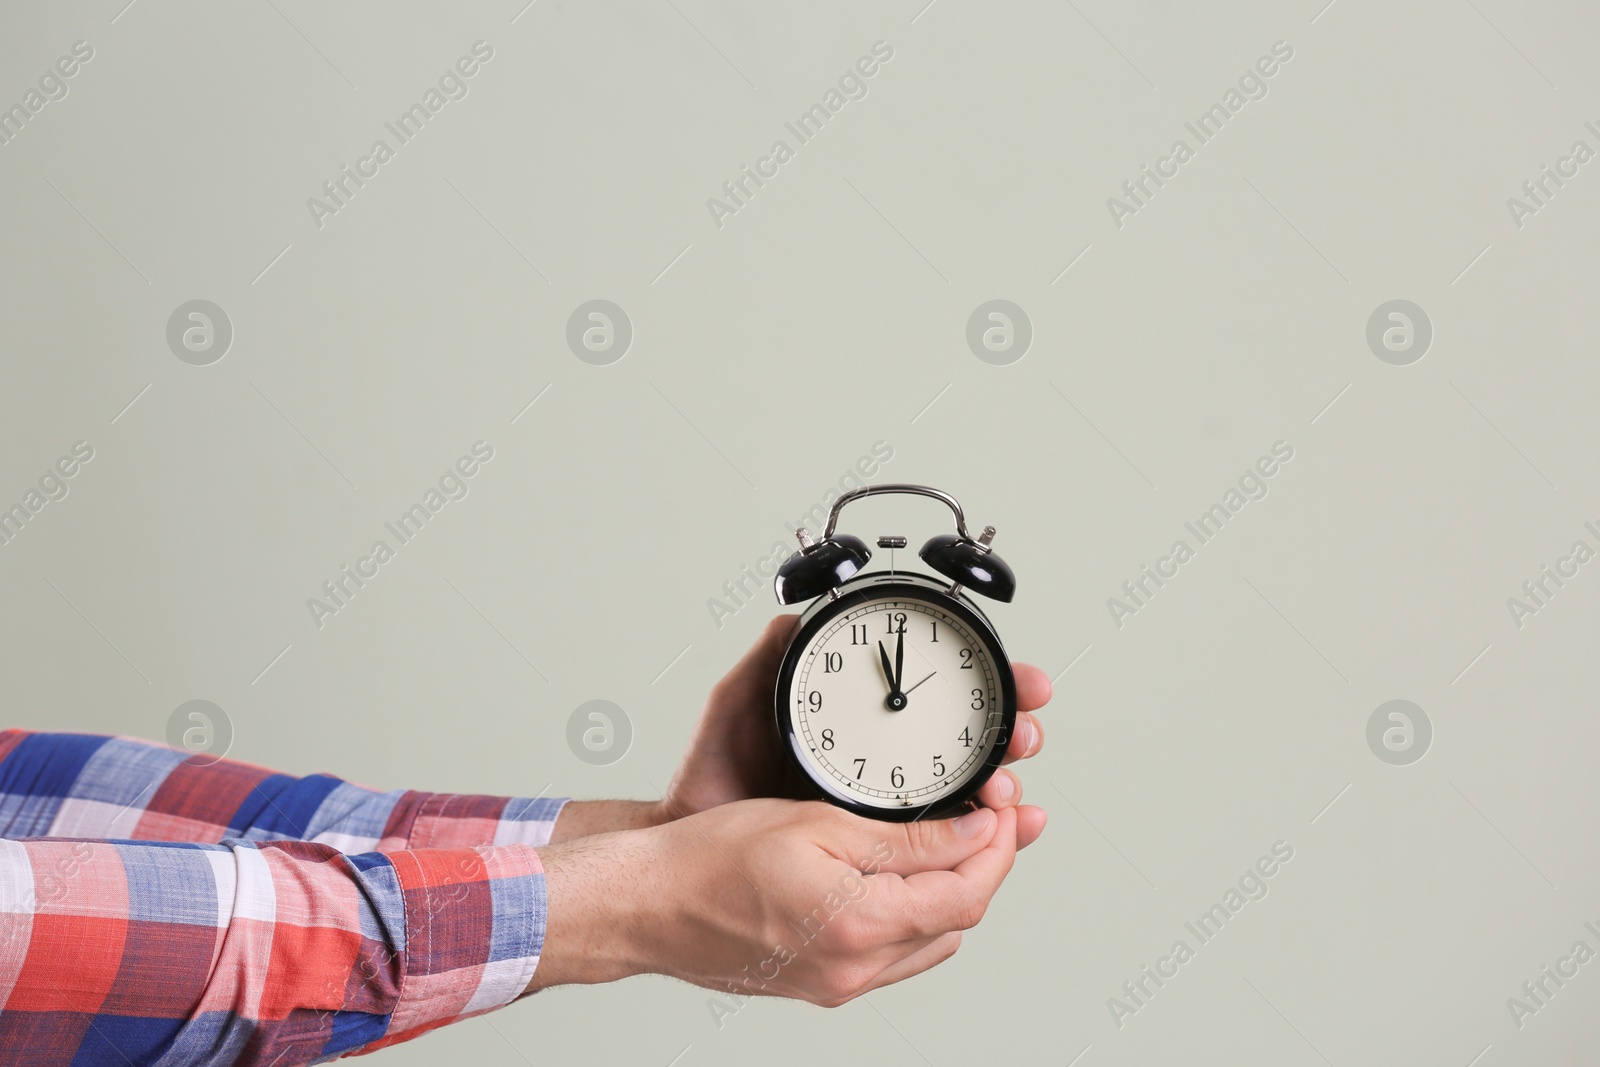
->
[[371, 842, 551, 1050], [495, 796, 571, 847], [402, 793, 571, 850]]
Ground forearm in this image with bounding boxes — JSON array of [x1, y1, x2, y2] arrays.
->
[[547, 798, 671, 843]]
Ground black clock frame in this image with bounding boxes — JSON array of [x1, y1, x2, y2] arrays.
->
[[773, 572, 1017, 823]]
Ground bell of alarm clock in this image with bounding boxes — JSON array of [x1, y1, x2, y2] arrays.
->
[[773, 530, 873, 605], [918, 531, 1015, 603], [773, 485, 1014, 605]]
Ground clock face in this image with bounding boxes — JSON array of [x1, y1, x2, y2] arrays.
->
[[781, 592, 1008, 814]]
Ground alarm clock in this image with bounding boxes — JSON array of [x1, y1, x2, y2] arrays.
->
[[772, 483, 1017, 822]]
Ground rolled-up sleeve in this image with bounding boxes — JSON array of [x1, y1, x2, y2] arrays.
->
[[0, 730, 569, 853], [0, 834, 548, 1065]]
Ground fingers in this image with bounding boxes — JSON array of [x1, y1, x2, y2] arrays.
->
[[804, 807, 1024, 1003], [1002, 712, 1044, 765], [1013, 662, 1052, 712], [949, 802, 1016, 890], [1015, 804, 1047, 849], [976, 767, 1021, 809], [857, 809, 992, 876], [879, 806, 1018, 940], [835, 931, 963, 1003], [1003, 662, 1048, 767], [975, 773, 1046, 847]]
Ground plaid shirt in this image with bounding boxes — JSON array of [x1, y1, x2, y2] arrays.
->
[[0, 729, 568, 1065]]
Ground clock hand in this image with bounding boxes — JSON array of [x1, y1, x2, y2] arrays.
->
[[894, 628, 904, 692], [877, 640, 906, 712], [903, 670, 937, 697]]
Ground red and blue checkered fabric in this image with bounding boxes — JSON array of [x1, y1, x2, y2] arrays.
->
[[0, 730, 568, 1065]]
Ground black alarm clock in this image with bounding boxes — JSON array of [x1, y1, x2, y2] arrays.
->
[[772, 483, 1017, 822]]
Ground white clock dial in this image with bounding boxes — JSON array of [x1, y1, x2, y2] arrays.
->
[[787, 598, 1002, 810]]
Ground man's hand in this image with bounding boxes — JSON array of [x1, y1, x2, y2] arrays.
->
[[658, 615, 1052, 847], [532, 799, 1018, 1005]]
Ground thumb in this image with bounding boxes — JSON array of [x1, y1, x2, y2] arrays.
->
[[758, 613, 801, 661], [867, 808, 998, 877], [706, 614, 799, 706], [737, 614, 801, 681]]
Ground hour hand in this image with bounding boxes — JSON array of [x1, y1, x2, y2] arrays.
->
[[877, 641, 906, 711]]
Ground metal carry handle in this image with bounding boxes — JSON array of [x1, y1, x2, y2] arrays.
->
[[820, 483, 975, 542]]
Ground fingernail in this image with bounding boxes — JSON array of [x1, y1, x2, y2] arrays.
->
[[994, 772, 1015, 802], [954, 808, 995, 839], [1017, 718, 1038, 753]]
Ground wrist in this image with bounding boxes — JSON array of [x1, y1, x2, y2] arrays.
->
[[646, 796, 676, 827], [529, 827, 668, 991], [548, 799, 674, 843]]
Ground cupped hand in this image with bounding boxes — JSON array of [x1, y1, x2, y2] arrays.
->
[[660, 615, 1052, 848], [534, 799, 1019, 1005]]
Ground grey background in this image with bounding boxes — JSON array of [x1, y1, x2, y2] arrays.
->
[[2, 0, 1597, 1063]]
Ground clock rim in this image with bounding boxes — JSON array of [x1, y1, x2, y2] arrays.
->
[[773, 573, 1017, 823]]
